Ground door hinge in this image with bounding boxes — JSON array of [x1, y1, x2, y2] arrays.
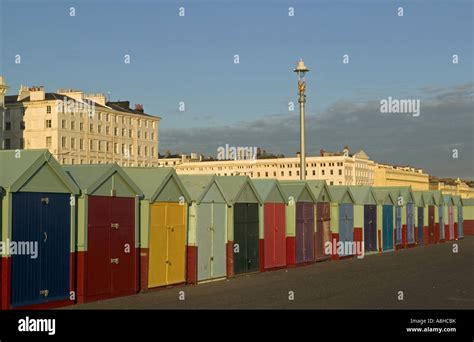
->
[[111, 223, 119, 229], [41, 197, 49, 205], [40, 289, 49, 297], [110, 258, 119, 264]]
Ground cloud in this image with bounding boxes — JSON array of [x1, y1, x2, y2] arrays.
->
[[161, 83, 474, 178]]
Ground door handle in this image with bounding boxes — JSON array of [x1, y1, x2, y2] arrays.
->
[[110, 258, 119, 264], [165, 260, 172, 266], [40, 289, 49, 297], [111, 223, 119, 229]]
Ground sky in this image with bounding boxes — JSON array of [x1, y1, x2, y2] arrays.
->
[[1, 0, 473, 178]]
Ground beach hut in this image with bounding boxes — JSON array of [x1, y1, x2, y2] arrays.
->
[[372, 189, 396, 252], [253, 179, 287, 271], [452, 195, 463, 239], [306, 180, 332, 261], [429, 191, 445, 243], [215, 176, 262, 276], [443, 195, 456, 241], [348, 186, 377, 254], [461, 198, 474, 236], [64, 164, 142, 303], [123, 168, 190, 289], [279, 181, 317, 265], [0, 150, 79, 309], [179, 175, 229, 283], [422, 192, 436, 244], [327, 186, 356, 259], [412, 191, 426, 245], [377, 187, 415, 249]]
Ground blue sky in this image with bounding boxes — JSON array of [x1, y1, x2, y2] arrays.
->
[[1, 0, 473, 177]]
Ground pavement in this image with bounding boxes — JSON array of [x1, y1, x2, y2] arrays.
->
[[68, 236, 474, 309]]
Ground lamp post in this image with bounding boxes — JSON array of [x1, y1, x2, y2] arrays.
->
[[294, 59, 309, 180]]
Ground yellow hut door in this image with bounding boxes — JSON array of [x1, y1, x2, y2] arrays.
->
[[149, 203, 186, 287]]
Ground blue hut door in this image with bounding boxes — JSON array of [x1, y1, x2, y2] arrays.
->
[[339, 204, 353, 256], [395, 206, 402, 245], [417, 207, 424, 244], [439, 205, 445, 240], [407, 203, 414, 244], [382, 205, 393, 251], [11, 192, 70, 308], [458, 206, 463, 238]]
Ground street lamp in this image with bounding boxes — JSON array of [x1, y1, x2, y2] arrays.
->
[[294, 59, 309, 180]]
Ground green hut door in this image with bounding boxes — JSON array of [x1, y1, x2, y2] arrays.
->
[[197, 202, 227, 281], [234, 203, 259, 274]]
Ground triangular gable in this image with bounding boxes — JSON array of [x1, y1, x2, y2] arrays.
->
[[306, 180, 332, 203], [12, 151, 79, 194], [154, 174, 190, 203], [328, 186, 355, 204], [235, 182, 260, 204], [422, 192, 436, 206], [443, 195, 455, 206], [252, 180, 286, 204], [412, 192, 425, 207], [77, 165, 142, 197], [199, 180, 229, 205]]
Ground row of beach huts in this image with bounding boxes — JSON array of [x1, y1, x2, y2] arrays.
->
[[0, 150, 472, 309]]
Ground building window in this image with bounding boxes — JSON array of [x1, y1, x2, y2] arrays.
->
[[98, 140, 103, 151], [97, 113, 102, 121], [114, 116, 118, 124], [46, 136, 52, 148], [62, 120, 66, 129], [129, 130, 133, 138], [122, 128, 126, 137], [114, 143, 119, 154], [45, 120, 52, 128], [89, 140, 94, 151], [138, 131, 141, 139], [71, 121, 76, 130], [313, 170, 316, 176], [330, 181, 334, 185], [145, 132, 148, 140], [20, 121, 25, 130], [62, 158, 67, 164], [80, 139, 84, 150], [47, 105, 51, 114], [121, 117, 125, 124], [151, 132, 154, 140], [19, 138, 25, 149], [98, 125, 102, 133], [106, 114, 110, 121], [106, 142, 111, 152], [289, 171, 292, 176], [330, 170, 334, 175], [144, 146, 148, 157], [80, 123, 84, 131], [71, 138, 76, 149], [138, 146, 141, 156], [129, 145, 133, 156], [5, 122, 11, 131], [281, 171, 284, 176], [121, 144, 125, 154], [106, 126, 110, 134], [339, 169, 342, 176], [114, 127, 118, 136], [90, 124, 94, 133], [4, 139, 11, 149], [151, 147, 154, 157], [61, 136, 67, 148], [71, 159, 75, 165]]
